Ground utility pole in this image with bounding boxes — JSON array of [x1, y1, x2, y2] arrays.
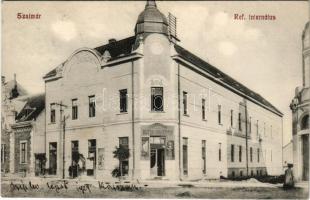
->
[[55, 102, 67, 179]]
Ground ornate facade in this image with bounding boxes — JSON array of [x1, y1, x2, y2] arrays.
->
[[290, 21, 310, 181]]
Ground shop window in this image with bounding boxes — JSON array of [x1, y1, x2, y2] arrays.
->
[[239, 145, 242, 162], [119, 137, 129, 176], [218, 143, 222, 161], [250, 147, 253, 162]]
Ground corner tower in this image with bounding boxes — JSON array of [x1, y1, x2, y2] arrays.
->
[[135, 0, 169, 39]]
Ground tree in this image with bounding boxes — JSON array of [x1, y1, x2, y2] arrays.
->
[[112, 145, 130, 177]]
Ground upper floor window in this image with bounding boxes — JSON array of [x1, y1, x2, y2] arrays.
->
[[20, 141, 27, 164], [257, 148, 260, 162], [230, 110, 234, 127], [72, 99, 78, 120], [218, 105, 222, 124], [89, 95, 96, 117], [249, 117, 252, 133], [231, 144, 234, 162], [238, 113, 242, 131], [256, 120, 259, 136], [202, 98, 206, 120], [301, 115, 309, 130], [183, 91, 188, 115], [239, 145, 242, 162], [119, 137, 129, 149], [50, 103, 56, 123], [119, 89, 128, 113], [151, 87, 163, 111]]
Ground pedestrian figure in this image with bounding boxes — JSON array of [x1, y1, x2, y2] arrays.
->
[[283, 163, 295, 189]]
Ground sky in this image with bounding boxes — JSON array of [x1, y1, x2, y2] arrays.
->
[[2, 1, 309, 145]]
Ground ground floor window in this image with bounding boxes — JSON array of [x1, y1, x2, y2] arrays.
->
[[183, 138, 188, 176], [202, 140, 206, 174], [49, 142, 57, 175], [87, 139, 96, 176], [119, 137, 129, 176], [20, 141, 27, 164], [1, 144, 6, 163]]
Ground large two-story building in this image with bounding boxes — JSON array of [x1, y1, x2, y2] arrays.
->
[[43, 0, 283, 180], [290, 21, 310, 182]]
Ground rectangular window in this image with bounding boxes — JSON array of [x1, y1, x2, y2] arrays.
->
[[50, 103, 56, 123], [89, 95, 96, 117], [202, 99, 206, 120], [218, 143, 222, 161], [257, 148, 260, 163], [218, 105, 222, 124], [183, 91, 188, 115], [72, 99, 78, 120], [231, 144, 234, 162], [49, 142, 57, 175], [238, 113, 242, 131], [88, 139, 96, 176], [239, 145, 242, 162], [202, 140, 206, 174], [119, 137, 129, 176], [1, 144, 6, 163], [256, 120, 259, 137], [151, 87, 164, 111], [250, 147, 253, 162], [20, 141, 27, 164], [230, 110, 234, 127], [249, 117, 252, 133], [119, 89, 128, 113], [183, 138, 188, 175]]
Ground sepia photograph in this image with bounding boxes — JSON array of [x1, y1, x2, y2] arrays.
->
[[1, 0, 310, 198]]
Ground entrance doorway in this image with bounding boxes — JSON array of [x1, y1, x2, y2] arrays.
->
[[150, 136, 165, 177], [302, 134, 309, 181], [49, 142, 57, 175]]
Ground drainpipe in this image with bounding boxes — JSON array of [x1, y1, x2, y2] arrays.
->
[[177, 64, 182, 180], [131, 61, 135, 179]]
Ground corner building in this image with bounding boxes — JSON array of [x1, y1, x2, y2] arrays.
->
[[43, 0, 283, 180], [291, 21, 310, 182]]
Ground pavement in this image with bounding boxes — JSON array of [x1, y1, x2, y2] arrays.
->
[[1, 175, 297, 189]]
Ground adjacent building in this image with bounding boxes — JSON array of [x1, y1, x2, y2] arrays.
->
[[1, 75, 29, 174], [42, 0, 283, 181], [290, 21, 310, 182]]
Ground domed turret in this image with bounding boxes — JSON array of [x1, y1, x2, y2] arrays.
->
[[135, 0, 169, 37]]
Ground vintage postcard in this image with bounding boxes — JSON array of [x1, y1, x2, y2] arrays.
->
[[1, 0, 309, 198]]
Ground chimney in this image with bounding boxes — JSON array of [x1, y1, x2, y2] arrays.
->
[[108, 39, 117, 44], [14, 73, 17, 86]]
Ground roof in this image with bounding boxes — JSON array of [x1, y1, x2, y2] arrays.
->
[[15, 93, 45, 122], [3, 80, 28, 98], [174, 44, 283, 116], [94, 36, 136, 58], [44, 36, 136, 78]]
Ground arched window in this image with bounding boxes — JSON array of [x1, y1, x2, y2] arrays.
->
[[301, 115, 309, 130]]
